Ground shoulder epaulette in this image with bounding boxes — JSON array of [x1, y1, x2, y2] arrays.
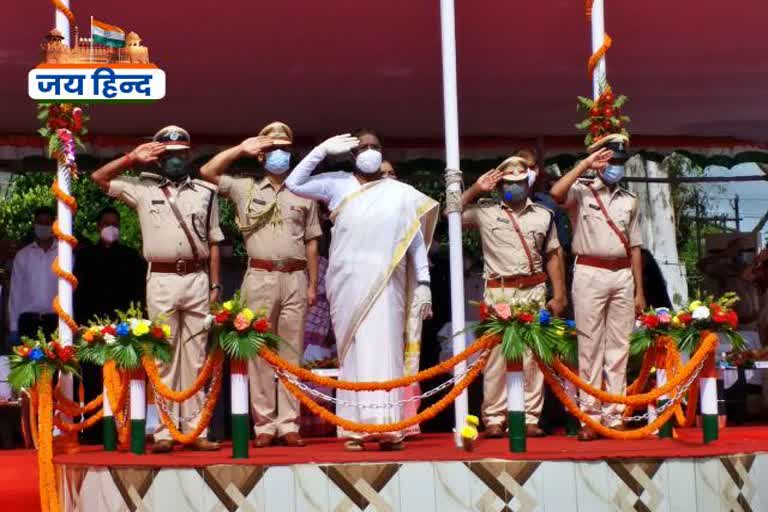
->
[[193, 179, 218, 192], [477, 198, 498, 208], [138, 172, 163, 182]]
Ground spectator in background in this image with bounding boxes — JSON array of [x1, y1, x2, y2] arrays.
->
[[9, 206, 59, 344], [73, 207, 146, 442], [380, 160, 398, 180], [641, 248, 672, 310]]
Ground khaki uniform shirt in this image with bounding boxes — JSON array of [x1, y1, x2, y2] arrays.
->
[[218, 175, 321, 260], [108, 173, 224, 262], [463, 198, 560, 278], [564, 178, 642, 258]]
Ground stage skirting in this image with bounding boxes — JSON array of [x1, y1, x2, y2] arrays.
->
[[56, 430, 768, 512]]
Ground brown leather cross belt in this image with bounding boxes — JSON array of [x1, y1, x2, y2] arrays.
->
[[577, 255, 631, 271], [250, 258, 307, 273], [151, 259, 207, 275], [486, 272, 547, 289]]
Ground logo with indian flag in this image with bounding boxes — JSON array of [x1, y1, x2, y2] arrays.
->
[[28, 17, 165, 102]]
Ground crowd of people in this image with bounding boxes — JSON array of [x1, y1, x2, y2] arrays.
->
[[1, 121, 684, 451]]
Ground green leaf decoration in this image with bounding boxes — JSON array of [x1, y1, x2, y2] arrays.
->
[[613, 95, 628, 109]]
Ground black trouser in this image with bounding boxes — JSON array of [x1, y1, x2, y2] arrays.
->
[[17, 313, 59, 342]]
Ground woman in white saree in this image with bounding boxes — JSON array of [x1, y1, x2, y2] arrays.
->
[[286, 130, 438, 451]]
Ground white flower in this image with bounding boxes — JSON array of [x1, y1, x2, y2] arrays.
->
[[104, 334, 117, 345], [692, 306, 710, 321], [129, 319, 139, 329], [141, 319, 151, 328], [204, 314, 215, 330]]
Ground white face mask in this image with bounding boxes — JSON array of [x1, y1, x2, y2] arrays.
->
[[264, 149, 291, 175], [527, 168, 537, 188], [355, 149, 383, 174], [100, 226, 120, 243]]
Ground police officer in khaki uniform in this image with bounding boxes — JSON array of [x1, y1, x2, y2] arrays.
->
[[461, 156, 567, 438], [201, 122, 321, 448], [92, 126, 224, 453], [550, 134, 646, 441]]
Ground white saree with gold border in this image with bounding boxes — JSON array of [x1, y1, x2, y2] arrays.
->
[[327, 178, 438, 440]]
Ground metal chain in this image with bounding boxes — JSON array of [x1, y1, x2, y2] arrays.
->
[[274, 349, 489, 410], [152, 365, 221, 425], [547, 358, 705, 424]]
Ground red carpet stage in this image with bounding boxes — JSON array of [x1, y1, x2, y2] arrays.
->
[[44, 427, 768, 511]]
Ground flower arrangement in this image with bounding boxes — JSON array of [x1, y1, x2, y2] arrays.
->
[[8, 331, 79, 390], [209, 292, 281, 360], [575, 82, 630, 147], [631, 293, 745, 356], [76, 305, 172, 370], [37, 104, 88, 161], [475, 301, 578, 364]]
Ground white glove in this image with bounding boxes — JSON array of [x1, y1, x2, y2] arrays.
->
[[318, 133, 360, 156], [413, 283, 433, 320]]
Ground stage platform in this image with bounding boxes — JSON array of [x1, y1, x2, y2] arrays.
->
[[55, 428, 768, 511]]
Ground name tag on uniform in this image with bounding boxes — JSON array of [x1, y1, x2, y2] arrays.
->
[[152, 200, 165, 205], [496, 217, 510, 224], [588, 203, 601, 211]]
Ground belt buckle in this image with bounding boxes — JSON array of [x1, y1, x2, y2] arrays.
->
[[274, 259, 286, 271], [175, 260, 187, 275]]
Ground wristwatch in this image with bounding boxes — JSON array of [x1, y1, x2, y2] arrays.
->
[[210, 283, 223, 292]]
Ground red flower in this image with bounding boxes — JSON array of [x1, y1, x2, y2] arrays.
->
[[72, 107, 82, 132], [45, 349, 57, 360], [16, 346, 30, 357], [151, 326, 165, 339], [726, 311, 739, 329], [214, 311, 231, 324], [253, 318, 270, 333], [57, 345, 75, 364], [710, 303, 721, 314], [101, 325, 116, 336], [678, 312, 692, 325], [518, 313, 534, 324], [712, 311, 728, 324], [642, 314, 659, 329], [479, 302, 489, 321]]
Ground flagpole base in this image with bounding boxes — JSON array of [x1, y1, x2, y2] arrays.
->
[[702, 414, 719, 444]]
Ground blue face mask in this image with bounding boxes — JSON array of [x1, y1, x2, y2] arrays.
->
[[502, 182, 528, 203], [264, 149, 291, 174], [601, 164, 625, 184]]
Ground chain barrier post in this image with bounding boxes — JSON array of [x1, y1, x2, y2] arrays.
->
[[506, 361, 526, 452], [102, 379, 117, 451], [231, 359, 250, 459], [129, 369, 146, 454]]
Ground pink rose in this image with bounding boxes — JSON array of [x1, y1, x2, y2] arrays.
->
[[493, 303, 512, 320], [233, 313, 250, 332]]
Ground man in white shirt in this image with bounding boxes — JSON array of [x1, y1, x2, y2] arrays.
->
[[9, 207, 59, 343]]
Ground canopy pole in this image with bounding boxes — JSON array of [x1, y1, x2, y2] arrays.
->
[[439, 0, 468, 448], [55, 0, 74, 408], [590, 0, 606, 99]]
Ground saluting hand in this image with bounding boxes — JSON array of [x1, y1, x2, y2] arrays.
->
[[584, 148, 613, 172], [239, 136, 289, 157], [474, 169, 504, 193], [130, 142, 166, 164]]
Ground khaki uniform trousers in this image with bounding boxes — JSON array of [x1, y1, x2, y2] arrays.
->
[[572, 264, 634, 426], [482, 283, 546, 427], [243, 268, 307, 436], [147, 271, 210, 442]]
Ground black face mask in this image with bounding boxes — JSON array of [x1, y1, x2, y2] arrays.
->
[[161, 155, 189, 179]]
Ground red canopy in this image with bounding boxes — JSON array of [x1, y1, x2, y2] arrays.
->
[[3, 0, 768, 145]]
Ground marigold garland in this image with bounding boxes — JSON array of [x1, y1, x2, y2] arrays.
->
[[52, 295, 78, 333], [54, 409, 104, 432], [154, 361, 224, 444], [278, 351, 489, 433], [551, 332, 717, 406], [52, 179, 78, 213], [261, 334, 498, 391], [142, 349, 224, 402], [36, 370, 59, 512], [588, 34, 612, 77], [540, 360, 683, 440], [54, 387, 102, 416]]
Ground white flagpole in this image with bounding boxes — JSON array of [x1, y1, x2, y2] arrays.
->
[[439, 0, 468, 448], [55, 0, 74, 413], [590, 0, 607, 99]]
